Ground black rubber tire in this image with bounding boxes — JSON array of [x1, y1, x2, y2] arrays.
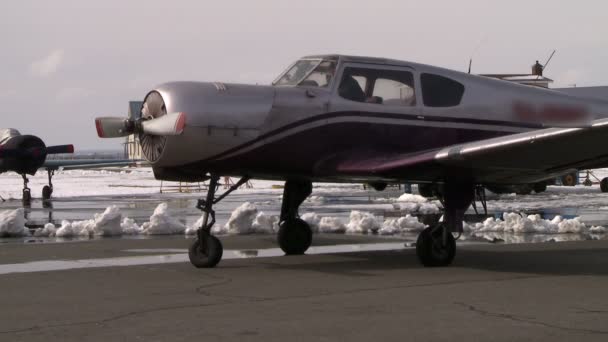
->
[[22, 189, 31, 205], [601, 178, 608, 193], [278, 218, 313, 255], [533, 182, 547, 194], [416, 226, 456, 267], [42, 186, 52, 200], [188, 235, 223, 268]]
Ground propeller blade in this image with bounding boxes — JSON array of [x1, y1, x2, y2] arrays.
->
[[46, 144, 75, 154], [95, 117, 135, 138], [140, 112, 186, 136]]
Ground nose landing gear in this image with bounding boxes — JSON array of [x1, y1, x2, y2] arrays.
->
[[188, 175, 250, 268]]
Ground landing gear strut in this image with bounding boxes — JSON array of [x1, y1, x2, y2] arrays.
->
[[21, 174, 31, 206], [416, 182, 474, 267], [277, 180, 313, 255], [42, 170, 54, 201], [188, 175, 250, 268]]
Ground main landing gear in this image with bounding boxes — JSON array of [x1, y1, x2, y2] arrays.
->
[[42, 170, 55, 201], [21, 174, 31, 206], [416, 183, 474, 267], [19, 170, 55, 206], [277, 180, 313, 255]]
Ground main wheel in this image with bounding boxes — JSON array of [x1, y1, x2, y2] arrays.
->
[[42, 186, 53, 200], [22, 189, 31, 206], [188, 235, 223, 268], [277, 218, 313, 255], [601, 178, 608, 193], [416, 225, 456, 267]]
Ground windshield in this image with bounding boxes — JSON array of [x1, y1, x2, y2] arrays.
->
[[299, 60, 336, 88], [274, 59, 321, 86], [274, 59, 338, 88]]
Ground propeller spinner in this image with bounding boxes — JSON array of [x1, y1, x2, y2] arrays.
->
[[95, 112, 186, 138]]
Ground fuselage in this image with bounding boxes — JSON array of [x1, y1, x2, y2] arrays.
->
[[135, 55, 608, 183]]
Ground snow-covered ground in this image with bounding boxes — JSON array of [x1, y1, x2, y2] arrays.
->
[[1, 168, 608, 243]]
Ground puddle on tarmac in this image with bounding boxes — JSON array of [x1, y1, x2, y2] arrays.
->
[[0, 242, 411, 275]]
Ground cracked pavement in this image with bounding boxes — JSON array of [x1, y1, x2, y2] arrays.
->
[[1, 235, 608, 341]]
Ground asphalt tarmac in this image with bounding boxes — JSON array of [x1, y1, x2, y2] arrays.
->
[[1, 234, 608, 341]]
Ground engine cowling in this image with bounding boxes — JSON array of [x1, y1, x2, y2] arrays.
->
[[0, 135, 46, 175], [138, 82, 275, 168]]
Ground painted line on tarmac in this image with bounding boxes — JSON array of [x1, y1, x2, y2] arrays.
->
[[0, 242, 410, 275]]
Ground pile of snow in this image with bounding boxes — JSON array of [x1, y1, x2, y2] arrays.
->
[[0, 209, 29, 237], [300, 213, 347, 233], [211, 202, 278, 235], [346, 211, 382, 234], [464, 212, 606, 235], [380, 215, 426, 235], [396, 193, 429, 203], [375, 193, 441, 214], [33, 203, 192, 238], [141, 203, 186, 235], [43, 205, 126, 238]]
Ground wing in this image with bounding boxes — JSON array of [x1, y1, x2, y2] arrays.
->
[[316, 118, 608, 184], [42, 159, 147, 171]]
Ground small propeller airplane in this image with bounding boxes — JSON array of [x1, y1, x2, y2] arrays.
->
[[95, 54, 608, 268], [0, 128, 136, 205]]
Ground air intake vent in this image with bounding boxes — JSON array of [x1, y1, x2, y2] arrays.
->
[[139, 91, 168, 163]]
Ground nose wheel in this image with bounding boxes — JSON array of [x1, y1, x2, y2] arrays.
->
[[188, 175, 250, 268], [189, 234, 224, 268]]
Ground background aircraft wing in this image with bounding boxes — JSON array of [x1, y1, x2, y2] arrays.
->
[[318, 118, 608, 184], [42, 159, 148, 171]]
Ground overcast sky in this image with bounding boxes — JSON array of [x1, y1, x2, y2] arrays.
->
[[1, 0, 607, 150]]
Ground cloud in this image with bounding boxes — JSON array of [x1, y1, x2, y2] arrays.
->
[[29, 49, 64, 77]]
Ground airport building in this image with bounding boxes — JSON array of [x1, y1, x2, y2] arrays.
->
[[480, 60, 554, 88]]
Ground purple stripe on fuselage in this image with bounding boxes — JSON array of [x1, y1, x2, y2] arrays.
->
[[203, 111, 538, 163], [180, 119, 514, 181]]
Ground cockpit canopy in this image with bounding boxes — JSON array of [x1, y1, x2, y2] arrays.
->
[[0, 128, 20, 145], [273, 58, 337, 88]]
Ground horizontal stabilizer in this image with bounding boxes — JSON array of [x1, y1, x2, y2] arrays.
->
[[45, 144, 74, 154]]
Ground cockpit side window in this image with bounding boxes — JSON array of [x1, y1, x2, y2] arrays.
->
[[421, 73, 465, 107], [338, 67, 416, 106]]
